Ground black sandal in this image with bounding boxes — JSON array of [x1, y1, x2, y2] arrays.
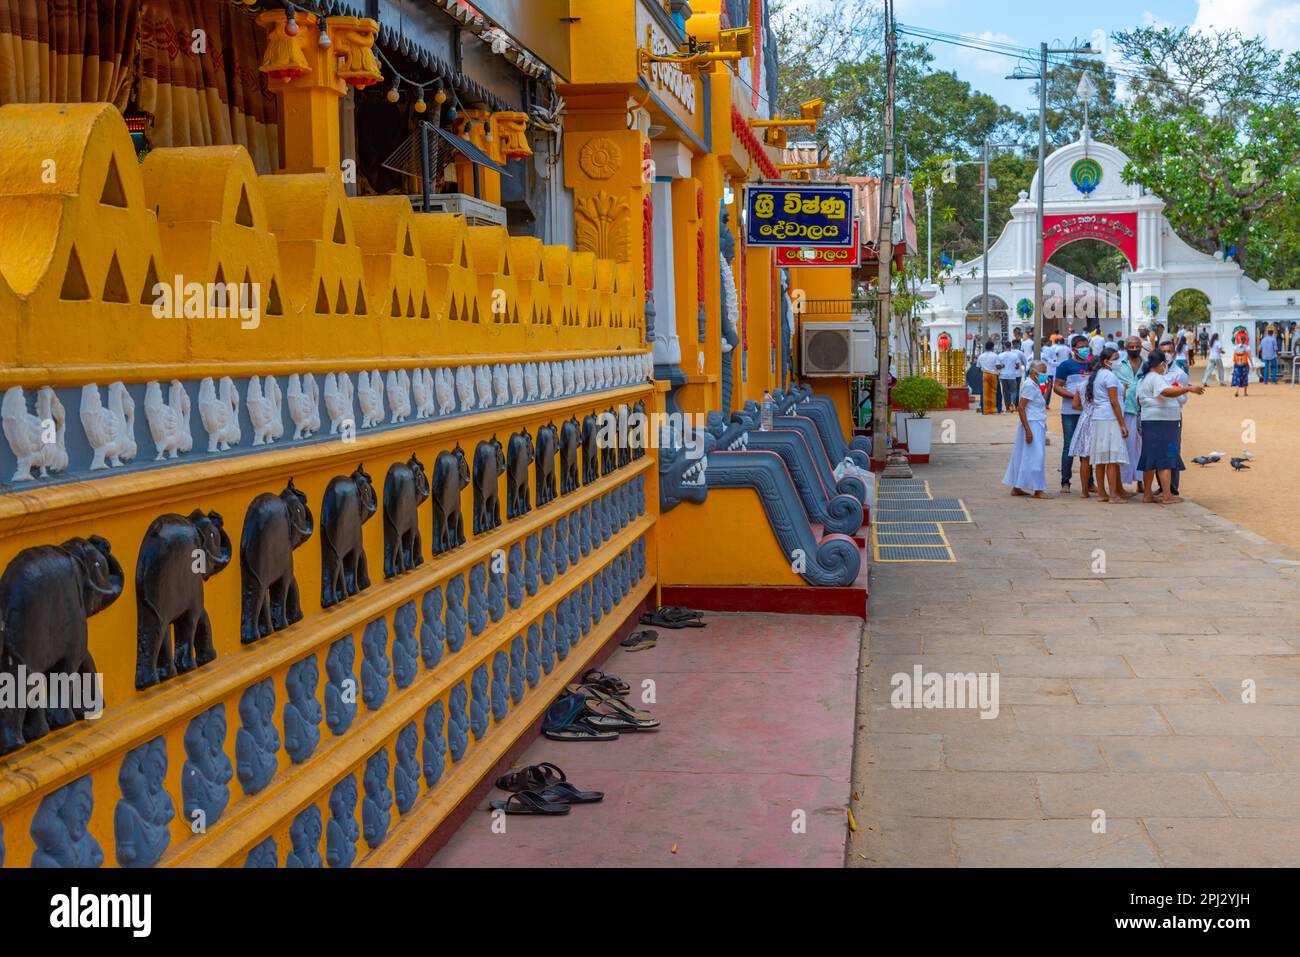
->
[[641, 606, 705, 629], [620, 629, 658, 651], [580, 669, 631, 696], [488, 790, 571, 815], [536, 781, 604, 804], [569, 685, 655, 722], [496, 762, 567, 793]]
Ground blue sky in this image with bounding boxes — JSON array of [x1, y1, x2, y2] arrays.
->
[[784, 0, 1300, 110]]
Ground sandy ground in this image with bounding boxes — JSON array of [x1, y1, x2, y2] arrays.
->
[[1036, 379, 1300, 548]]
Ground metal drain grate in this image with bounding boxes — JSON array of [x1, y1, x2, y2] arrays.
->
[[872, 521, 943, 535], [875, 531, 947, 546], [876, 507, 970, 523], [873, 544, 956, 563], [877, 497, 965, 510]]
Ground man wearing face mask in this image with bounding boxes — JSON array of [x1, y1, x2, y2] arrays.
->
[[1052, 334, 1093, 493], [1114, 335, 1145, 495]]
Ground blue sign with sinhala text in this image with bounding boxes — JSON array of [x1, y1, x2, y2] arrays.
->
[[745, 185, 855, 249]]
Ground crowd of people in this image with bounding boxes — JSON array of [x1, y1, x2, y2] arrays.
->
[[998, 329, 1205, 503]]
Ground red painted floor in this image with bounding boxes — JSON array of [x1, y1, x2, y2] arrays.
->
[[429, 612, 863, 868]]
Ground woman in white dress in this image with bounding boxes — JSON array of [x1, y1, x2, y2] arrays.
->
[[1002, 360, 1052, 498], [1067, 355, 1096, 499], [1085, 345, 1130, 503]]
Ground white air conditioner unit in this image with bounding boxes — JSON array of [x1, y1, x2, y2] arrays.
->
[[801, 321, 878, 376], [409, 193, 507, 227]]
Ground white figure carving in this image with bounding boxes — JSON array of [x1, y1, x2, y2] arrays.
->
[[583, 358, 595, 390], [562, 360, 576, 395], [456, 366, 476, 411], [524, 362, 539, 401], [144, 379, 192, 460], [435, 368, 457, 416], [324, 372, 355, 435], [551, 362, 563, 398], [3, 385, 68, 481], [537, 363, 551, 401], [287, 373, 321, 440], [605, 356, 616, 386], [475, 364, 493, 409], [413, 369, 435, 419], [81, 381, 137, 470], [358, 370, 385, 428], [386, 369, 412, 424], [247, 376, 285, 446], [198, 376, 240, 452], [508, 364, 525, 404], [493, 363, 509, 406]]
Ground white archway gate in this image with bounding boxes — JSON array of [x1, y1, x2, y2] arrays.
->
[[920, 131, 1300, 368]]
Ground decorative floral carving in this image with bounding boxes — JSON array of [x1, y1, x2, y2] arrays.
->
[[575, 191, 631, 261], [579, 137, 622, 180]]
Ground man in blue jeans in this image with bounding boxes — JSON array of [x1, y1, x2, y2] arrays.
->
[[1052, 334, 1093, 493], [1259, 330, 1279, 384]]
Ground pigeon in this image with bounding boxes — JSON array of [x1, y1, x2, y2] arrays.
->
[[1240, 449, 1255, 461], [1206, 452, 1224, 462], [1230, 458, 1251, 471], [1191, 456, 1215, 467]]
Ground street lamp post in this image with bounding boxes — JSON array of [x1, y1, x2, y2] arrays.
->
[[1009, 41, 1098, 361], [925, 184, 934, 285]]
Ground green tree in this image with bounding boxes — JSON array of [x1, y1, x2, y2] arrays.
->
[[1108, 26, 1300, 276]]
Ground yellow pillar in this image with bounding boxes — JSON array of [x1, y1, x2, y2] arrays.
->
[[256, 11, 382, 174]]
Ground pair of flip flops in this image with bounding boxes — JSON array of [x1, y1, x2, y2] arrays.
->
[[620, 629, 657, 652], [489, 763, 604, 816], [640, 606, 705, 630], [543, 689, 660, 740]]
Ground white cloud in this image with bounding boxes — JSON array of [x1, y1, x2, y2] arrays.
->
[[1192, 0, 1300, 52]]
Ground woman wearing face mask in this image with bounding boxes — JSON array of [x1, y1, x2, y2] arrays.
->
[[1002, 360, 1052, 499], [1052, 334, 1094, 494], [1137, 348, 1204, 504], [1084, 346, 1130, 504], [1113, 335, 1145, 495], [1066, 352, 1097, 498]]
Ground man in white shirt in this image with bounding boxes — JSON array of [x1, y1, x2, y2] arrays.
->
[[1089, 330, 1105, 356], [1020, 333, 1034, 360], [997, 341, 1026, 409], [976, 340, 1002, 414]]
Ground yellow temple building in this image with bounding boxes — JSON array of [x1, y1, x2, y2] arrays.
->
[[0, 0, 873, 868]]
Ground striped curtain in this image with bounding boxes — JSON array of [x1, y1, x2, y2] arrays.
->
[[136, 0, 278, 171], [0, 0, 138, 107], [0, 0, 279, 173]]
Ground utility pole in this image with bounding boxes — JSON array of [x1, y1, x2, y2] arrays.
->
[[924, 184, 933, 285], [1009, 40, 1097, 361], [981, 137, 990, 345], [871, 0, 896, 465]]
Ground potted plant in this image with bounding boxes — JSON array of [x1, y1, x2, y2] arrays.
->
[[891, 376, 948, 457]]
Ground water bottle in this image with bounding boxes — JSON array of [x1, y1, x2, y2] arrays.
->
[[760, 391, 774, 431]]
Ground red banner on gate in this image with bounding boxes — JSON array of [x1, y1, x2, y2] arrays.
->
[[1042, 211, 1138, 270]]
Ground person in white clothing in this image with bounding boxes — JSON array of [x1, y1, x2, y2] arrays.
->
[[1002, 360, 1051, 498], [1201, 333, 1226, 385], [996, 342, 1026, 409], [1089, 331, 1105, 356], [1084, 345, 1129, 504]]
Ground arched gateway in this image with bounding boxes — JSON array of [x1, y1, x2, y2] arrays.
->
[[920, 131, 1300, 361]]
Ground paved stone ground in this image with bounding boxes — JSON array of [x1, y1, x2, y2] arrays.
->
[[432, 612, 860, 867], [849, 409, 1300, 867]]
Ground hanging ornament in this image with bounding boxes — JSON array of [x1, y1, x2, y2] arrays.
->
[[386, 81, 400, 103], [434, 84, 447, 105], [414, 87, 427, 113], [284, 3, 300, 37], [317, 17, 331, 49]]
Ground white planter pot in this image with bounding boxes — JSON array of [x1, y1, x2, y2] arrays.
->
[[906, 417, 933, 455], [893, 411, 915, 444]]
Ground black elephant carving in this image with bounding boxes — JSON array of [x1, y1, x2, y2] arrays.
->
[[506, 429, 535, 520], [1, 535, 123, 753], [631, 400, 647, 460], [600, 406, 618, 476], [241, 480, 314, 644], [559, 418, 581, 495], [617, 405, 633, 468], [473, 437, 505, 534], [535, 423, 558, 506], [581, 414, 600, 486], [383, 455, 430, 579], [136, 511, 233, 689], [432, 445, 470, 555], [321, 465, 378, 608]]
